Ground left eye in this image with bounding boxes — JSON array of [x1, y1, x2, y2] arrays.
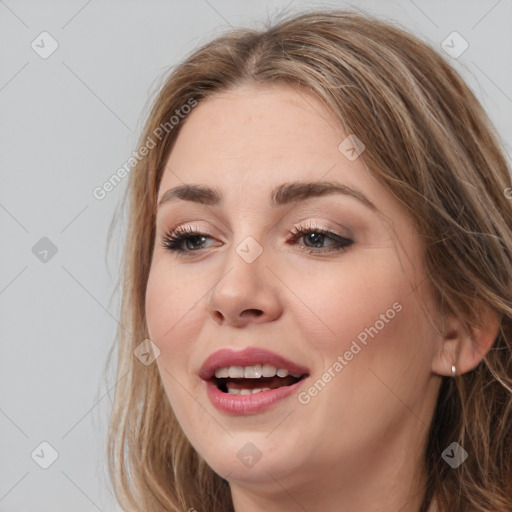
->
[[161, 225, 353, 255], [288, 225, 353, 253]]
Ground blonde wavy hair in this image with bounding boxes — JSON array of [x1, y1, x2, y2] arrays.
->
[[105, 9, 512, 512]]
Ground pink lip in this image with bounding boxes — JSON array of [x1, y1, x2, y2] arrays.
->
[[204, 378, 306, 415], [199, 347, 310, 415], [199, 347, 310, 380]]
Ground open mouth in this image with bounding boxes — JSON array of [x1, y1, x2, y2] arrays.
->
[[211, 365, 308, 395]]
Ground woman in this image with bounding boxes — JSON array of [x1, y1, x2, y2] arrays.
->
[[106, 9, 512, 512]]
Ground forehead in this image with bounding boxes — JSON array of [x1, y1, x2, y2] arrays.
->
[[155, 85, 424, 266], [157, 85, 410, 233], [161, 85, 370, 194]]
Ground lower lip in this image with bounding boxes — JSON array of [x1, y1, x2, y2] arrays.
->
[[204, 378, 307, 415]]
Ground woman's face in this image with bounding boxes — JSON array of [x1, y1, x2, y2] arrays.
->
[[145, 85, 443, 502]]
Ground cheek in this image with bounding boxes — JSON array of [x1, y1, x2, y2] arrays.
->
[[292, 262, 434, 445], [144, 259, 207, 376], [146, 259, 192, 338], [289, 252, 414, 357], [145, 261, 203, 417]]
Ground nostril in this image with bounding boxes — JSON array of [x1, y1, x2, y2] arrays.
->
[[241, 309, 263, 318]]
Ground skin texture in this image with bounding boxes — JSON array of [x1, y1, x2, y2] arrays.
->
[[145, 85, 498, 512]]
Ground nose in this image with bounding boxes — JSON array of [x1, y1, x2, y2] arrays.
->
[[206, 240, 283, 327]]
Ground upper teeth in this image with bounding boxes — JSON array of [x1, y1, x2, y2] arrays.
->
[[214, 364, 301, 379]]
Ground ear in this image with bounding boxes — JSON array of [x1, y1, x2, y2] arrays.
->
[[431, 303, 501, 377]]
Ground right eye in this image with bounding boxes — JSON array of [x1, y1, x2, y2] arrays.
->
[[161, 226, 217, 255]]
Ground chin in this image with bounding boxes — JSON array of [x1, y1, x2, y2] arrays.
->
[[194, 435, 301, 484]]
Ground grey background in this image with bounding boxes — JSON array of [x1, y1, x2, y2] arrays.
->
[[0, 0, 510, 511]]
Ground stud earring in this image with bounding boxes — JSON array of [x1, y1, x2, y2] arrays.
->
[[451, 364, 456, 377]]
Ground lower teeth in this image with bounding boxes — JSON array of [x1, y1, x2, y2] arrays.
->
[[227, 387, 271, 395]]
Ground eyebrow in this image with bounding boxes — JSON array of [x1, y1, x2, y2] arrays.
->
[[157, 181, 377, 211]]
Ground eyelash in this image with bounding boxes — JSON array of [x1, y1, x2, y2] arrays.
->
[[160, 223, 353, 256]]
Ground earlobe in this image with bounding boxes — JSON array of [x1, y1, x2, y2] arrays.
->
[[431, 304, 501, 377]]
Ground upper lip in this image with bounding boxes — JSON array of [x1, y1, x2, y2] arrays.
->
[[199, 347, 310, 380]]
